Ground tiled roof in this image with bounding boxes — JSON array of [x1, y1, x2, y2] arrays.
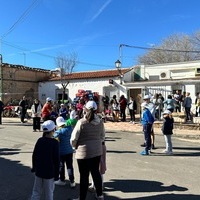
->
[[3, 63, 50, 72], [50, 68, 131, 81]]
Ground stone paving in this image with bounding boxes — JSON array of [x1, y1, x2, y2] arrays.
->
[[104, 120, 200, 142]]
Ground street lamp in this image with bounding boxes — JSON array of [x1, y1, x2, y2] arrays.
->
[[115, 59, 123, 84]]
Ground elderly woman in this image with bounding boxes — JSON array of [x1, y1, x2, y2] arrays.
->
[[70, 100, 105, 200]]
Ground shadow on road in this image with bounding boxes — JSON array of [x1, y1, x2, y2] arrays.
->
[[0, 157, 34, 200]]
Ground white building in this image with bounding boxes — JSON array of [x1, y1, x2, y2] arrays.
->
[[38, 60, 200, 113]]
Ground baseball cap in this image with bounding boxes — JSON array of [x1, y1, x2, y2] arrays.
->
[[163, 110, 172, 115], [42, 120, 56, 132], [85, 100, 97, 110], [56, 116, 66, 127], [46, 97, 53, 102], [143, 95, 151, 100]]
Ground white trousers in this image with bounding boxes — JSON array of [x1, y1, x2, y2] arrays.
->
[[164, 135, 173, 152], [31, 176, 55, 200]]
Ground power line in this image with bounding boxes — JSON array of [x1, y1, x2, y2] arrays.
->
[[1, 0, 41, 39], [2, 40, 114, 68], [120, 44, 200, 53]]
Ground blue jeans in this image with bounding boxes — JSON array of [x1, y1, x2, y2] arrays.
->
[[143, 123, 152, 152], [59, 153, 74, 182]]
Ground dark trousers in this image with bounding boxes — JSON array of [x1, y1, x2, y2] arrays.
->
[[143, 123, 152, 152], [129, 109, 135, 121], [185, 107, 191, 121], [20, 109, 27, 122], [59, 153, 74, 182], [77, 156, 102, 200], [120, 108, 126, 121], [33, 117, 41, 130]]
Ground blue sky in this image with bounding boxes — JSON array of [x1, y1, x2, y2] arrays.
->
[[0, 0, 200, 72]]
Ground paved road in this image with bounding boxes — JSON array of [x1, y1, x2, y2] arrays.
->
[[0, 118, 200, 200]]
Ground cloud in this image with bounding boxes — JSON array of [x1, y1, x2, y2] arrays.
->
[[88, 0, 112, 23]]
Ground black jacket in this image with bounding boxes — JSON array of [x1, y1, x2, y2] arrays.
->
[[32, 137, 60, 180], [161, 117, 174, 135]]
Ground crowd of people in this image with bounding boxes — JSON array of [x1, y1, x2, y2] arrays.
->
[[102, 90, 200, 124], [1, 90, 200, 199], [30, 97, 106, 200]]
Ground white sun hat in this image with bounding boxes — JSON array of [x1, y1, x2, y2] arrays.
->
[[56, 116, 66, 127], [85, 100, 97, 110], [42, 120, 56, 132]]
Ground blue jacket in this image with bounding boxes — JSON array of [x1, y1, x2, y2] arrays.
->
[[54, 126, 73, 155], [141, 108, 154, 125]]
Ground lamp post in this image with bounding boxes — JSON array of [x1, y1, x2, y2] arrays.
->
[[115, 59, 123, 84]]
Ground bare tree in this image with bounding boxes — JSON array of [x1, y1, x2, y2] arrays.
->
[[55, 52, 78, 103], [137, 33, 200, 65]]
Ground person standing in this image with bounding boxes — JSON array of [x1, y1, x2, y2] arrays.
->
[[195, 92, 200, 117], [31, 99, 42, 132], [127, 96, 137, 124], [110, 95, 120, 122], [70, 100, 105, 200], [41, 97, 53, 122], [183, 92, 192, 122], [163, 95, 175, 113], [162, 110, 174, 155], [31, 120, 60, 200], [142, 95, 156, 149], [54, 116, 76, 188], [195, 98, 200, 117], [19, 96, 29, 123], [140, 102, 154, 156], [119, 95, 127, 122], [0, 98, 4, 125], [59, 104, 68, 120]]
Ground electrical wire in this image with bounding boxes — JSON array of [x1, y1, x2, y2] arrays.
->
[[1, 0, 41, 39], [120, 44, 200, 53]]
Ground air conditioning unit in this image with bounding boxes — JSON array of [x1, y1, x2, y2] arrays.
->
[[159, 71, 170, 80], [195, 68, 200, 75]]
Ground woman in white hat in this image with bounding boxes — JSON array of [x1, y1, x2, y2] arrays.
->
[[70, 100, 105, 200]]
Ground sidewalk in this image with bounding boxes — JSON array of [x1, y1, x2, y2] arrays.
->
[[104, 120, 200, 141], [2, 116, 200, 140]]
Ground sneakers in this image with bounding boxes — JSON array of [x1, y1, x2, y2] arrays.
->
[[88, 185, 96, 192], [166, 151, 173, 155], [95, 195, 104, 200], [70, 181, 76, 188], [54, 179, 66, 186], [129, 121, 133, 124], [162, 150, 173, 155], [140, 150, 149, 155]]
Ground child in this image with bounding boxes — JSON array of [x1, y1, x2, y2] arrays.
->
[[162, 110, 174, 155], [31, 120, 60, 200], [88, 141, 107, 192], [140, 102, 154, 155], [54, 116, 76, 188]]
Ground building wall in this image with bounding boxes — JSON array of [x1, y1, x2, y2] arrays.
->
[[2, 64, 49, 105], [38, 77, 128, 111]]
